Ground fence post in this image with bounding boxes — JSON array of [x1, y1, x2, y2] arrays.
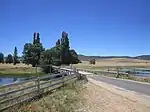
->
[[36, 66, 40, 94], [62, 72, 65, 92], [37, 77, 40, 94], [50, 64, 51, 75], [134, 68, 136, 75], [116, 68, 119, 78], [62, 72, 65, 87]]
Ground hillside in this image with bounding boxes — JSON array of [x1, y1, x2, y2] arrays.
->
[[78, 54, 150, 61]]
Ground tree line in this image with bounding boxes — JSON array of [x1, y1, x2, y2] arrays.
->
[[0, 46, 19, 65], [22, 31, 80, 73], [0, 31, 80, 73]]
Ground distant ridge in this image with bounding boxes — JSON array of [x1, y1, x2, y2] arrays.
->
[[78, 54, 150, 61], [136, 55, 150, 60]]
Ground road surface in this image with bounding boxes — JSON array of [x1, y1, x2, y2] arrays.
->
[[59, 68, 150, 96], [88, 75, 150, 96]]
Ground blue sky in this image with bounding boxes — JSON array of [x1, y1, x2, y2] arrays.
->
[[0, 0, 150, 56]]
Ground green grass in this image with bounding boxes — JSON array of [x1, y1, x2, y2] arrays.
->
[[0, 65, 44, 77], [16, 81, 84, 112]]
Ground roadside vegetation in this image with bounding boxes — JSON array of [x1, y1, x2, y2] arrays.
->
[[14, 81, 85, 112]]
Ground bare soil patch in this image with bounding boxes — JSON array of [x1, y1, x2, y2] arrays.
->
[[82, 82, 150, 112]]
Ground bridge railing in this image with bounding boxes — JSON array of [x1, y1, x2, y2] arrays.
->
[[75, 68, 130, 77]]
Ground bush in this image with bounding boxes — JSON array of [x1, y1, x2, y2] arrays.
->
[[5, 54, 13, 64], [89, 59, 95, 65]]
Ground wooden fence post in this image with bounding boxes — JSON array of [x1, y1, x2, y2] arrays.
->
[[50, 64, 51, 75], [36, 66, 40, 94], [37, 77, 40, 94], [116, 68, 119, 78], [134, 68, 136, 75], [62, 72, 65, 87]]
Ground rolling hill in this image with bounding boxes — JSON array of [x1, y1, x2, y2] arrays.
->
[[78, 54, 150, 61]]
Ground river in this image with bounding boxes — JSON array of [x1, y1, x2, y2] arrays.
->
[[120, 68, 150, 77], [0, 76, 35, 85]]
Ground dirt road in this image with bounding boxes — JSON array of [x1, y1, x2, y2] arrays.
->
[[81, 81, 150, 112]]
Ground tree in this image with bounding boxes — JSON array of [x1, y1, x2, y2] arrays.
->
[[60, 31, 70, 64], [0, 53, 4, 63], [22, 32, 44, 67], [52, 39, 61, 65], [22, 43, 32, 65], [69, 49, 80, 64], [6, 54, 13, 64], [22, 31, 80, 72], [13, 46, 18, 65], [36, 33, 40, 44], [33, 32, 36, 44], [40, 50, 53, 73]]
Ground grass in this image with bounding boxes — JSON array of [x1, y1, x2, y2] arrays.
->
[[0, 64, 44, 77], [0, 72, 45, 77], [16, 81, 84, 112], [73, 59, 150, 70]]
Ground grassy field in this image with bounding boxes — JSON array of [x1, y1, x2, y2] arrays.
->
[[0, 64, 43, 77], [73, 58, 150, 70]]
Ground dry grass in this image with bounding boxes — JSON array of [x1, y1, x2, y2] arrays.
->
[[0, 63, 32, 68], [17, 81, 85, 112], [73, 58, 150, 70], [0, 64, 34, 72], [0, 64, 42, 76]]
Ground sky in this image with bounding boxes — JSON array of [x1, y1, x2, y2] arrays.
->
[[0, 0, 150, 56]]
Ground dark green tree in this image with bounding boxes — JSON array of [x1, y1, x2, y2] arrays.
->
[[13, 46, 18, 65], [69, 49, 80, 64], [36, 33, 40, 44], [60, 31, 70, 64], [40, 49, 53, 73], [52, 39, 61, 65], [33, 32, 36, 44], [22, 43, 32, 65], [6, 54, 13, 64], [0, 53, 4, 63], [22, 33, 44, 67]]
